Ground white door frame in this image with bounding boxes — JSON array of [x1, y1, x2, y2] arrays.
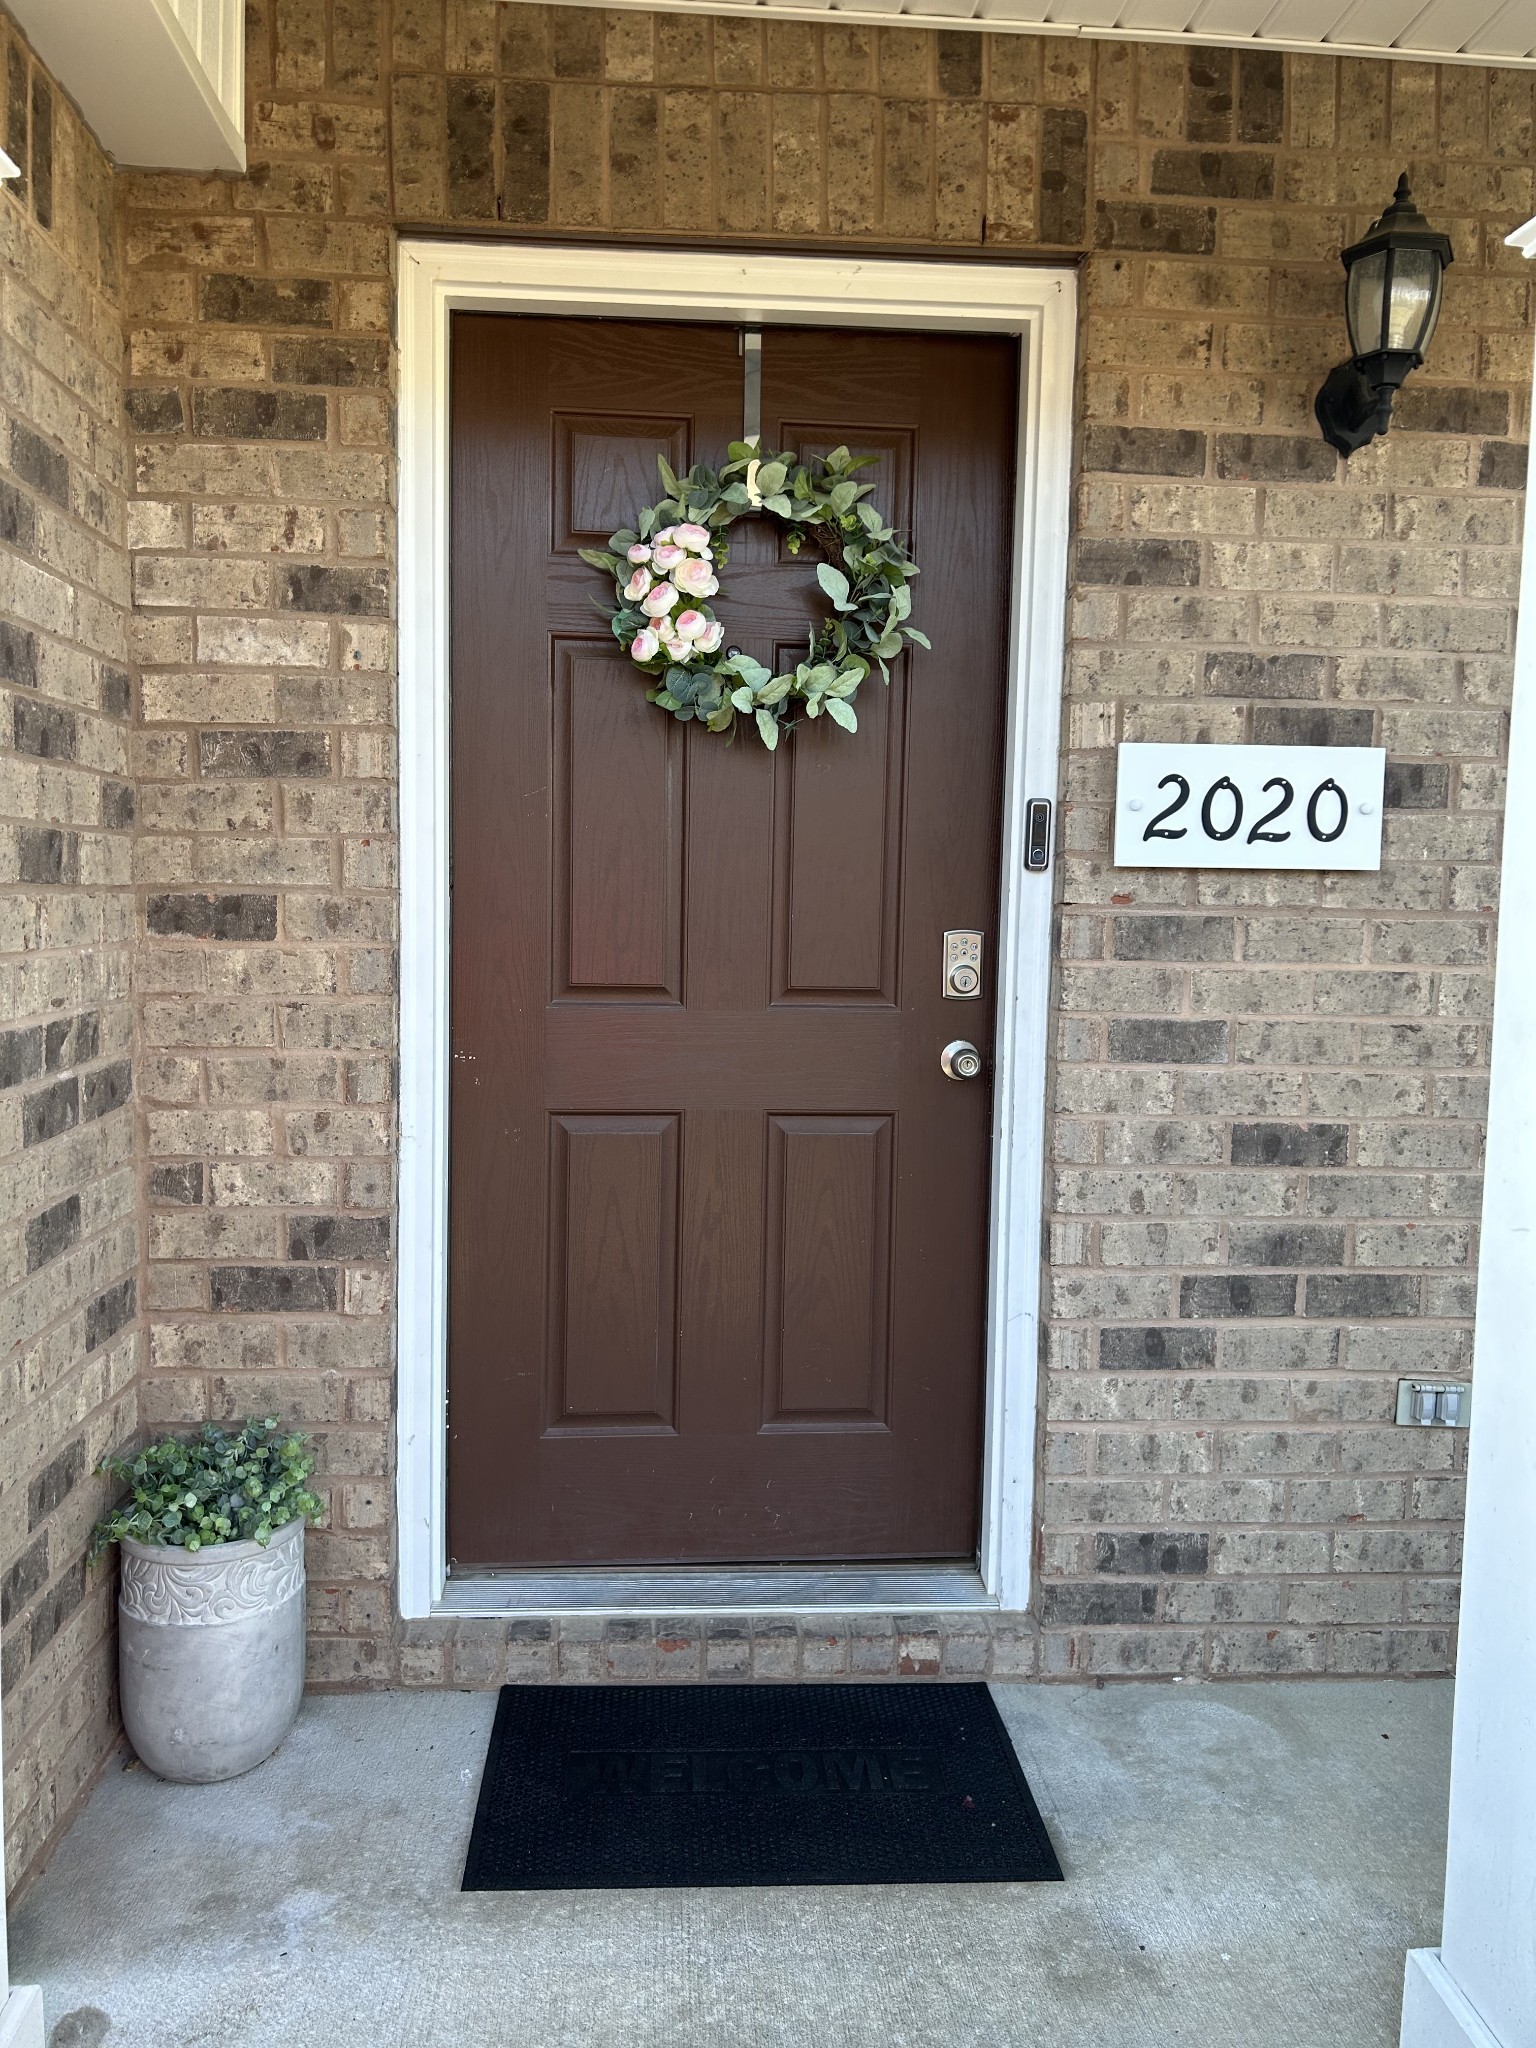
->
[[395, 239, 1077, 1621]]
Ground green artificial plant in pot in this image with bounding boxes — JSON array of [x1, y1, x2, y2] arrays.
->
[[93, 1419, 323, 1784]]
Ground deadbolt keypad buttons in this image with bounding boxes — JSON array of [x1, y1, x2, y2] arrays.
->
[[943, 930, 983, 1000]]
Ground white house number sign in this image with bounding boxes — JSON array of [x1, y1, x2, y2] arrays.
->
[[1113, 743, 1386, 873]]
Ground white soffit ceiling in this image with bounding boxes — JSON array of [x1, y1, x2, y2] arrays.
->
[[549, 0, 1536, 65], [10, 0, 245, 172]]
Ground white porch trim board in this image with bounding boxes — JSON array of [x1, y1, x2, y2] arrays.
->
[[395, 241, 1077, 1621], [1399, 221, 1536, 2048], [0, 1698, 44, 2048]]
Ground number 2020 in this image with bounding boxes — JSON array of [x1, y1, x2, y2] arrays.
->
[[1143, 773, 1349, 847]]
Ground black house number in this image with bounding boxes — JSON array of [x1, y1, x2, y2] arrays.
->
[[1144, 772, 1350, 848]]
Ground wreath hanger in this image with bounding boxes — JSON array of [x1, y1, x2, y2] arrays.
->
[[579, 328, 927, 750]]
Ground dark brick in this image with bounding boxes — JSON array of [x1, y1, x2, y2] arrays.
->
[[25, 1194, 80, 1273], [101, 665, 132, 719], [103, 780, 135, 829], [0, 1026, 43, 1090], [150, 1163, 205, 1205], [1185, 49, 1233, 142], [199, 274, 335, 326], [1232, 1122, 1348, 1167], [6, 42, 27, 209], [1385, 762, 1450, 811], [1094, 201, 1217, 254], [1108, 1019, 1229, 1065], [1, 1632, 21, 1695], [1113, 915, 1233, 962], [1237, 50, 1285, 143], [1, 1535, 47, 1627], [1395, 385, 1510, 438], [1076, 537, 1200, 588], [1230, 1224, 1347, 1267], [12, 697, 76, 760], [271, 337, 391, 388], [1215, 434, 1337, 483], [82, 1059, 132, 1122], [124, 387, 185, 434], [937, 30, 982, 95], [1041, 1582, 1158, 1625], [86, 1277, 136, 1352], [191, 389, 327, 441], [10, 422, 68, 507], [17, 828, 77, 884], [1204, 651, 1326, 699], [28, 1438, 85, 1528], [199, 730, 331, 777], [1151, 148, 1272, 201], [1081, 425, 1206, 477], [1180, 1274, 1298, 1318], [147, 893, 279, 941], [30, 1562, 85, 1662], [0, 477, 37, 552], [1477, 441, 1528, 490], [47, 1012, 99, 1070], [499, 82, 551, 225], [1252, 705, 1375, 748], [1040, 108, 1087, 246], [447, 77, 496, 219], [210, 1265, 340, 1312], [288, 1214, 392, 1261], [1094, 1531, 1209, 1576], [1099, 1326, 1217, 1370], [279, 565, 389, 616], [1304, 1274, 1421, 1318], [29, 69, 51, 230], [552, 8, 602, 75], [22, 1076, 77, 1146], [0, 621, 37, 688]]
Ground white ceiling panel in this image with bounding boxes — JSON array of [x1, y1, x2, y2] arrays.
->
[[549, 0, 1536, 64]]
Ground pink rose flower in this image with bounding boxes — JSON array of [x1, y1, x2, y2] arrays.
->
[[624, 565, 653, 601], [630, 627, 661, 661], [673, 609, 710, 643], [641, 582, 680, 617], [661, 632, 689, 662], [652, 544, 686, 571], [672, 558, 718, 598], [697, 620, 725, 654], [674, 522, 712, 551], [626, 543, 652, 564]]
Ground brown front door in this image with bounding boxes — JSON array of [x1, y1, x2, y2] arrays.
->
[[447, 314, 1017, 1569]]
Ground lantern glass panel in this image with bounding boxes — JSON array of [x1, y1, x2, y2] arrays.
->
[[1346, 247, 1388, 359], [1388, 246, 1441, 354]]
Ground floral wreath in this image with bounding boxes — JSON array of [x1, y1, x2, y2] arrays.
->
[[579, 441, 926, 749]]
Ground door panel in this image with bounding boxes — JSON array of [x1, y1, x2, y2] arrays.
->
[[448, 314, 1017, 1567]]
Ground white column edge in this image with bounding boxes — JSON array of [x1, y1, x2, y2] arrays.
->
[[1402, 1953, 1507, 2048], [0, 1985, 44, 2048]]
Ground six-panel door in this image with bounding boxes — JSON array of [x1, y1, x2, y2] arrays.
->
[[447, 314, 1016, 1568]]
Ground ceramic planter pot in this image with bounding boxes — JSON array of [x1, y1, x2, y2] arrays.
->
[[117, 1516, 307, 1783]]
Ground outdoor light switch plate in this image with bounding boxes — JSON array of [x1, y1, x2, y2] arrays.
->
[[1395, 1379, 1472, 1428], [1114, 744, 1386, 873]]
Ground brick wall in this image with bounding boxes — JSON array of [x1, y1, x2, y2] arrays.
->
[[0, 13, 138, 1893], [115, 3, 1530, 1689]]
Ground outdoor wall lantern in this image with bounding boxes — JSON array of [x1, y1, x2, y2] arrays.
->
[[1314, 174, 1453, 459]]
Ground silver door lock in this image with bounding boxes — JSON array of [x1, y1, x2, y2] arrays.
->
[[941, 1040, 983, 1080], [943, 930, 983, 1000]]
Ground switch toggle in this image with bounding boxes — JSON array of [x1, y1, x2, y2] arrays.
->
[[943, 930, 983, 1001]]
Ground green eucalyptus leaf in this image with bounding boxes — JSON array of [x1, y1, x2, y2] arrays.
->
[[826, 698, 858, 732], [755, 708, 780, 750], [816, 564, 852, 611]]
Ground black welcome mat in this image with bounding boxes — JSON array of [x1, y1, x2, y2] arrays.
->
[[462, 1682, 1063, 1890]]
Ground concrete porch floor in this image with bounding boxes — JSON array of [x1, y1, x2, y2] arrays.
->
[[12, 1678, 1449, 2048]]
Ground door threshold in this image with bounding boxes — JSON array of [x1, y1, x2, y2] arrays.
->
[[437, 1566, 999, 1618]]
